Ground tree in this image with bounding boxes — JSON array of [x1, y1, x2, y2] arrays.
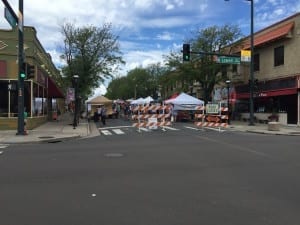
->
[[163, 24, 242, 103], [191, 24, 242, 102], [60, 22, 124, 100], [106, 64, 168, 100]]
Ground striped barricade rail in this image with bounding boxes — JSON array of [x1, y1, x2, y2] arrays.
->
[[194, 114, 205, 119], [194, 122, 228, 128], [131, 113, 171, 120], [194, 115, 228, 129], [132, 105, 171, 113], [220, 115, 228, 120], [132, 121, 172, 128], [195, 105, 205, 111], [220, 107, 228, 112]]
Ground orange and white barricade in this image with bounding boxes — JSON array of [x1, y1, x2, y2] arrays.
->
[[194, 103, 229, 132], [131, 104, 172, 131]]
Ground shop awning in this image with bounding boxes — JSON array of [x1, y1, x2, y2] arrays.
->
[[236, 88, 297, 99], [47, 76, 65, 98], [244, 22, 294, 49]]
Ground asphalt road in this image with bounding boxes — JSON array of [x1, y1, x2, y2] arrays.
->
[[1, 123, 300, 225]]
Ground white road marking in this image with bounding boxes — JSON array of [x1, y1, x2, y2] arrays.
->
[[184, 126, 202, 131], [101, 130, 112, 135], [139, 127, 150, 132], [112, 129, 125, 135], [162, 126, 179, 131], [98, 126, 131, 130], [0, 144, 9, 149]]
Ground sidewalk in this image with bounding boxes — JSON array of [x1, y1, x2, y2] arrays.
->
[[1, 116, 300, 144], [0, 112, 99, 144], [228, 121, 300, 136]]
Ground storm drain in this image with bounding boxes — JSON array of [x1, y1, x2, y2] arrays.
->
[[39, 136, 55, 139], [104, 153, 125, 158]]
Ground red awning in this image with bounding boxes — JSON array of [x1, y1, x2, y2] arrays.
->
[[244, 22, 294, 49], [236, 88, 297, 99], [47, 77, 65, 98]]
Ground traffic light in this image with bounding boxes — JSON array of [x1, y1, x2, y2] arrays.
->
[[20, 62, 26, 79], [26, 63, 35, 79], [182, 43, 190, 61]]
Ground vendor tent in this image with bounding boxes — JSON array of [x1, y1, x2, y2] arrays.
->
[[130, 96, 154, 105], [164, 92, 204, 110], [144, 96, 154, 104], [86, 95, 114, 117], [87, 95, 112, 104], [130, 97, 145, 105]]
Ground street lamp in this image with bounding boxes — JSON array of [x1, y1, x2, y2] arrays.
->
[[226, 80, 231, 125], [224, 0, 255, 125], [72, 75, 79, 129]]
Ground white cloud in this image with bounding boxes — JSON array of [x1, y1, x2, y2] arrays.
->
[[156, 32, 173, 41], [1, 0, 299, 97]]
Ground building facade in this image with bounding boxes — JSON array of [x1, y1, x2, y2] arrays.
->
[[216, 12, 300, 125], [0, 26, 64, 130]]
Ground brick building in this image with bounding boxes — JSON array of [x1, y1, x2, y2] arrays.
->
[[0, 26, 64, 130]]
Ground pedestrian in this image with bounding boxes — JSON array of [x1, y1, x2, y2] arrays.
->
[[101, 106, 106, 125], [24, 108, 28, 134], [171, 104, 177, 122]]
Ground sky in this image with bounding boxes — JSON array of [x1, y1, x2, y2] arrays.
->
[[1, 0, 300, 96]]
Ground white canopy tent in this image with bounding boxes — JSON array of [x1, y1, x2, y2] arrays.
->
[[165, 92, 204, 110], [130, 96, 154, 105], [130, 97, 145, 105]]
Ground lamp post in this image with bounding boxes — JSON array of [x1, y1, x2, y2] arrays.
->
[[72, 75, 79, 129], [248, 0, 255, 125], [224, 0, 254, 125], [226, 80, 231, 125]]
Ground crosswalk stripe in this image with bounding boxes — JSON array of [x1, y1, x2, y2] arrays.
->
[[162, 126, 179, 131], [98, 125, 131, 130], [139, 127, 150, 132], [101, 130, 112, 135], [112, 129, 125, 135], [0, 144, 9, 149]]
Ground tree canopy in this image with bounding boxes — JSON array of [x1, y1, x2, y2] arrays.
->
[[59, 22, 124, 100]]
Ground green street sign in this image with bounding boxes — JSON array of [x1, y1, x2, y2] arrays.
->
[[217, 56, 240, 64], [4, 7, 17, 28]]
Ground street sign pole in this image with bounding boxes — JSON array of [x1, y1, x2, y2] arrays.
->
[[17, 0, 25, 135], [1, 0, 25, 134]]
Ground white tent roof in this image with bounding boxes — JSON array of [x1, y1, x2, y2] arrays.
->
[[144, 96, 154, 103], [165, 92, 204, 105], [130, 97, 145, 105], [130, 96, 154, 105]]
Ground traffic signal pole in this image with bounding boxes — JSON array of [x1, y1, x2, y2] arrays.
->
[[17, 0, 25, 135]]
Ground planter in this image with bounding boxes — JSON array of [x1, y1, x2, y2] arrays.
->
[[268, 121, 280, 131]]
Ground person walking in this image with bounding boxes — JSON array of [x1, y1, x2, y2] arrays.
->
[[24, 108, 28, 134], [101, 106, 107, 125]]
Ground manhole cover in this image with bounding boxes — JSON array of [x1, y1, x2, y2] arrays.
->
[[39, 136, 54, 139], [104, 153, 125, 158]]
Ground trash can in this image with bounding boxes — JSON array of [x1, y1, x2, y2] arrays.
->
[[52, 111, 58, 120]]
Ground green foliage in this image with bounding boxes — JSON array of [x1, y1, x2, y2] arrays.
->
[[162, 24, 242, 103], [59, 22, 124, 100], [106, 24, 242, 102], [106, 64, 167, 100]]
